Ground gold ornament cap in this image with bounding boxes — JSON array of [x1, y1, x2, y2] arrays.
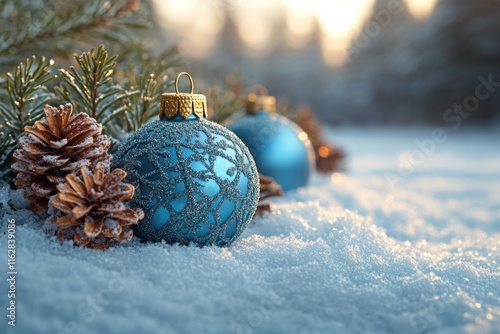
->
[[160, 72, 207, 119], [246, 85, 276, 114]]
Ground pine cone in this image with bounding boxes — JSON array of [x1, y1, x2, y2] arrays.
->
[[11, 103, 111, 211], [295, 106, 345, 173], [315, 143, 345, 173], [255, 174, 283, 216], [50, 162, 144, 250]]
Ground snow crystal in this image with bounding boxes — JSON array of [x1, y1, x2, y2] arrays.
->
[[66, 136, 93, 149], [63, 159, 90, 171], [100, 202, 126, 213], [81, 146, 103, 159], [50, 138, 68, 149], [10, 162, 30, 174], [31, 184, 52, 197], [17, 135, 45, 154], [42, 155, 69, 165], [104, 218, 121, 235], [0, 127, 499, 334]]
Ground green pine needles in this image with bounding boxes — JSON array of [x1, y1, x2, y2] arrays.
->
[[0, 0, 150, 71], [4, 57, 56, 132], [0, 0, 180, 182], [0, 45, 176, 182], [0, 56, 57, 179], [55, 46, 140, 142], [116, 47, 179, 133], [0, 0, 244, 184]]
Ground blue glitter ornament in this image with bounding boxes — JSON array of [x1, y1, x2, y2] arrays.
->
[[113, 73, 259, 247], [227, 87, 313, 191]]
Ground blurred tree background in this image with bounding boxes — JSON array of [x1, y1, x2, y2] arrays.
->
[[153, 0, 500, 124], [2, 0, 499, 129]]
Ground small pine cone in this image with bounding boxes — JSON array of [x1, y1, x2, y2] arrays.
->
[[255, 174, 283, 216], [11, 103, 111, 211], [316, 143, 345, 173], [295, 106, 345, 173], [50, 161, 144, 250]]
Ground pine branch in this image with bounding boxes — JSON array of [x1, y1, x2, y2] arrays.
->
[[0, 0, 149, 71], [0, 1, 180, 181], [0, 55, 56, 181], [255, 174, 283, 216], [55, 46, 139, 139], [5, 57, 56, 131], [294, 106, 346, 173], [114, 45, 180, 133], [205, 73, 245, 124], [53, 44, 180, 150], [0, 133, 15, 180]]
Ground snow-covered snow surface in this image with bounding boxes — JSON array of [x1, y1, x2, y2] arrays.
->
[[1, 126, 499, 334]]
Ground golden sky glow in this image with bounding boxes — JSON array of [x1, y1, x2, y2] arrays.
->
[[152, 0, 438, 66], [406, 0, 438, 19]]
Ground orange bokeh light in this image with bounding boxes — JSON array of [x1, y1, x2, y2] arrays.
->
[[318, 146, 330, 158]]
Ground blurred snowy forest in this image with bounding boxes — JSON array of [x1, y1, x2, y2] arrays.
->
[[157, 0, 500, 124]]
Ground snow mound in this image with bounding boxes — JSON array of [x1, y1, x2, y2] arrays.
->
[[0, 127, 499, 334]]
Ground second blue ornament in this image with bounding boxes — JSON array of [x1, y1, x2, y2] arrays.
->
[[227, 87, 313, 191], [113, 72, 259, 247]]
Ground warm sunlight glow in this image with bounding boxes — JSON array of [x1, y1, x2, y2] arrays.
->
[[285, 0, 315, 49], [314, 0, 373, 40], [233, 0, 283, 52], [314, 0, 375, 66], [151, 0, 224, 59], [405, 0, 438, 19], [151, 0, 438, 66]]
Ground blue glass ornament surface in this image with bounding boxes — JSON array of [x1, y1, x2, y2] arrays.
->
[[113, 114, 259, 247], [227, 110, 312, 191]]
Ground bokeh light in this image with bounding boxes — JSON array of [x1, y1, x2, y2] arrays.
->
[[405, 0, 438, 19], [152, 0, 440, 65]]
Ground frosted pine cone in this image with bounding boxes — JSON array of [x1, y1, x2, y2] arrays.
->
[[50, 161, 144, 250], [11, 103, 111, 211]]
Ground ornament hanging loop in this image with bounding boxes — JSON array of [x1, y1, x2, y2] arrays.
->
[[175, 72, 195, 94], [248, 84, 268, 98], [246, 84, 276, 114], [160, 72, 207, 119]]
